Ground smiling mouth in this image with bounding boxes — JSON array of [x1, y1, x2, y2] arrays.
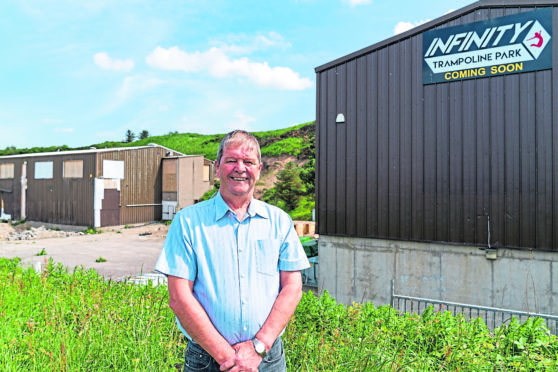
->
[[231, 177, 248, 181]]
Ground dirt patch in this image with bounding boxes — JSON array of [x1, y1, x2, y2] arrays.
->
[[0, 222, 13, 241], [254, 155, 307, 199], [0, 222, 170, 280]]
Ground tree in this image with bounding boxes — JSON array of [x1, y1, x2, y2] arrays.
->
[[300, 158, 315, 196], [275, 161, 305, 211], [300, 130, 315, 196], [125, 130, 135, 143], [139, 130, 150, 140]]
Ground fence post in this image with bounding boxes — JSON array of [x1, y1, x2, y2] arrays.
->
[[390, 279, 394, 308]]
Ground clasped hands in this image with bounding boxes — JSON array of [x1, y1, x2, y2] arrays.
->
[[219, 340, 262, 372]]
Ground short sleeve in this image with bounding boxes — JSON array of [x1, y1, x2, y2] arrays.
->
[[278, 214, 310, 272], [154, 213, 197, 281]]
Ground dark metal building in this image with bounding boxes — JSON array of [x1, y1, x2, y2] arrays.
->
[[315, 0, 558, 252], [0, 145, 213, 227]]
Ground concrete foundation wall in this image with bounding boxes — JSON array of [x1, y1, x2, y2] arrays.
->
[[319, 236, 557, 315]]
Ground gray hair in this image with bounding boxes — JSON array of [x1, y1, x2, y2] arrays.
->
[[216, 130, 261, 165]]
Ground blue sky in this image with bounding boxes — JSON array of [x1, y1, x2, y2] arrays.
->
[[0, 0, 472, 149]]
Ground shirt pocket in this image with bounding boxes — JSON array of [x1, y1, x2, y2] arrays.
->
[[256, 239, 281, 276]]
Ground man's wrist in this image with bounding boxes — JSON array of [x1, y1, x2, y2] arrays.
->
[[214, 347, 236, 365], [252, 337, 267, 358]]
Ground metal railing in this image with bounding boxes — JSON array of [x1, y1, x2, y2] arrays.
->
[[390, 280, 558, 335]]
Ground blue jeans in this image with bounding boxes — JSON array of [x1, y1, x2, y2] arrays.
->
[[183, 337, 286, 372]]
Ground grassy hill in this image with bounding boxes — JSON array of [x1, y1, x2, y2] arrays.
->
[[1, 122, 316, 220], [0, 122, 315, 160]]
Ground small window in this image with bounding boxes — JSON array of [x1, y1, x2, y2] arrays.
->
[[35, 161, 53, 179], [64, 160, 83, 178], [103, 160, 124, 179], [203, 164, 210, 182], [0, 164, 14, 179]]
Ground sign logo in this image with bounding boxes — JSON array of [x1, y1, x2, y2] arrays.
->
[[423, 8, 552, 84]]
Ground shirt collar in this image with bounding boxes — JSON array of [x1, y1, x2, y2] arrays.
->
[[214, 192, 270, 221]]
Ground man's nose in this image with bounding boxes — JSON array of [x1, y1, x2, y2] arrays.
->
[[234, 161, 246, 171]]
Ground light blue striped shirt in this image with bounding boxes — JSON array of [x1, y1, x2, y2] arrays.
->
[[154, 192, 310, 344]]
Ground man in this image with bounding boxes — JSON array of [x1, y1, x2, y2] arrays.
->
[[155, 130, 310, 372]]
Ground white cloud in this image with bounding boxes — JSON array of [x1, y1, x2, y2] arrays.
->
[[393, 19, 430, 35], [146, 46, 313, 90], [344, 0, 371, 7], [94, 52, 135, 72], [224, 110, 257, 131], [211, 32, 292, 54]]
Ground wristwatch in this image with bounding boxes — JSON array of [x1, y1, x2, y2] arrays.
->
[[252, 337, 267, 358]]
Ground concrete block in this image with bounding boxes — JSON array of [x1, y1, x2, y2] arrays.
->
[[333, 238, 355, 305], [318, 240, 337, 298], [492, 255, 551, 313], [354, 246, 394, 305], [319, 236, 557, 316], [394, 243, 441, 299], [441, 248, 493, 305]]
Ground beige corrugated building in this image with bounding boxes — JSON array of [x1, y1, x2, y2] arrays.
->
[[0, 145, 214, 227]]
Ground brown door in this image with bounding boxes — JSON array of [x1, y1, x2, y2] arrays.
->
[[0, 189, 14, 219], [100, 189, 120, 227]]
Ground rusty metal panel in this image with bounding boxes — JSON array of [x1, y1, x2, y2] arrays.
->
[[0, 158, 21, 219], [101, 189, 120, 227], [22, 154, 96, 226], [316, 3, 558, 252], [97, 147, 164, 225], [162, 158, 178, 192], [180, 156, 210, 206], [162, 192, 177, 202]]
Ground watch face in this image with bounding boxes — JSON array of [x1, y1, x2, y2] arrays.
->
[[253, 338, 266, 356]]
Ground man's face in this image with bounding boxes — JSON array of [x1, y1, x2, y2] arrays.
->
[[216, 142, 262, 201]]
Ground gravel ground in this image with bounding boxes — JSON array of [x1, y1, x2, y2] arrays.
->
[[0, 221, 169, 280], [0, 220, 319, 293]]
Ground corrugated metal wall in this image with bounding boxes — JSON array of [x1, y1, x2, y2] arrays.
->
[[316, 3, 558, 251], [97, 147, 164, 225], [25, 154, 96, 226], [0, 159, 23, 220]]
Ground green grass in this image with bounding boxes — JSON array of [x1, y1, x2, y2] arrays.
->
[[287, 292, 558, 371], [1, 122, 314, 160], [4, 256, 552, 371], [0, 258, 184, 371], [261, 137, 307, 157], [82, 227, 102, 235], [35, 248, 47, 257], [288, 196, 314, 221]]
